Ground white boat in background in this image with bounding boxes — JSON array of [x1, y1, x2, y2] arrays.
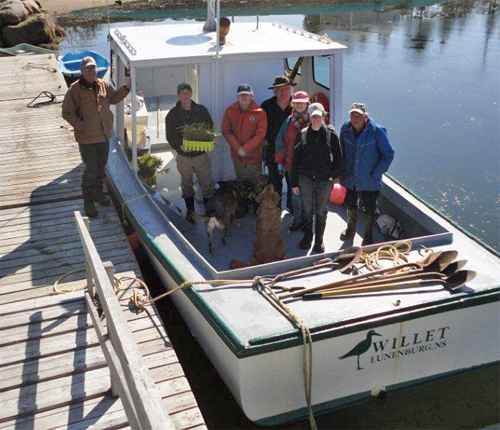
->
[[104, 9, 500, 425]]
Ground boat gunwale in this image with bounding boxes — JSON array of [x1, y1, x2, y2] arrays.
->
[[106, 137, 500, 359]]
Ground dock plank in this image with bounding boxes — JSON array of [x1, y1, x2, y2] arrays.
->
[[0, 54, 205, 429]]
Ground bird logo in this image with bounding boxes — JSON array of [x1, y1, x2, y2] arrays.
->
[[338, 329, 382, 370]]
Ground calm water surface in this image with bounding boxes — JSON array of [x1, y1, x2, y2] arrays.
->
[[60, 2, 500, 428], [61, 0, 500, 252]]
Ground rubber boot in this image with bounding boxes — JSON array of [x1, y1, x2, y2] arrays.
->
[[299, 222, 313, 250], [313, 222, 326, 253], [94, 180, 110, 206], [340, 209, 358, 241], [362, 214, 376, 246], [184, 197, 195, 223], [203, 198, 211, 216], [289, 218, 303, 232], [83, 188, 97, 218]]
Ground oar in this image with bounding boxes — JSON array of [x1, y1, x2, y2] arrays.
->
[[262, 247, 362, 289], [302, 270, 476, 300], [280, 251, 458, 300]]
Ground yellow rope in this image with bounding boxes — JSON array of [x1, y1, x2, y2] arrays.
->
[[255, 280, 317, 430]]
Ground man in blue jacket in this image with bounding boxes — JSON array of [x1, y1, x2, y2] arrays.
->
[[339, 102, 395, 245]]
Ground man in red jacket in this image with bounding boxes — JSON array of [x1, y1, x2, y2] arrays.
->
[[221, 84, 268, 193]]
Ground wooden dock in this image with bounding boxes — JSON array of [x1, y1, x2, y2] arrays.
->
[[0, 54, 206, 429]]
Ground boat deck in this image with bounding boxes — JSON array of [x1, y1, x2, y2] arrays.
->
[[0, 54, 205, 429]]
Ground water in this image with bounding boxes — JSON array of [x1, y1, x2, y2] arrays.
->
[[60, 0, 500, 253], [60, 2, 499, 427]]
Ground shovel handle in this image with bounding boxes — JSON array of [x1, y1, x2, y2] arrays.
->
[[303, 278, 442, 300]]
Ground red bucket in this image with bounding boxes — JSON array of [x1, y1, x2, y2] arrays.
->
[[330, 183, 346, 205]]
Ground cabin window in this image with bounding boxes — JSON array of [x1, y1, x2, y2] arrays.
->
[[313, 55, 330, 89], [110, 49, 117, 86], [286, 57, 302, 75]]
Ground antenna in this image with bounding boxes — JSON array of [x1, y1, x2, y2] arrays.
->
[[203, 0, 217, 32]]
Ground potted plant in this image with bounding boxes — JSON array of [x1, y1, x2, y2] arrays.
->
[[182, 122, 216, 152], [137, 153, 163, 186]]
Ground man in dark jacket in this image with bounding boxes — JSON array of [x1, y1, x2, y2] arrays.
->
[[339, 102, 395, 245], [291, 103, 342, 253], [261, 76, 295, 209], [165, 83, 215, 222]]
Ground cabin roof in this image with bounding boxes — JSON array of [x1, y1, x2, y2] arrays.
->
[[110, 22, 347, 66]]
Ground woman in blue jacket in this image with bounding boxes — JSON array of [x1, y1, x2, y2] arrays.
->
[[339, 102, 395, 245]]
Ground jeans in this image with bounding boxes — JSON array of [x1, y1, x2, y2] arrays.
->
[[298, 174, 333, 229], [266, 159, 283, 204], [345, 189, 380, 215], [78, 141, 109, 200]]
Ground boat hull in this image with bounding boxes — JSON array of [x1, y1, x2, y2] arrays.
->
[[106, 137, 500, 424], [142, 240, 500, 424]]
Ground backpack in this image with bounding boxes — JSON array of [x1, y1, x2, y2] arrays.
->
[[376, 214, 404, 240]]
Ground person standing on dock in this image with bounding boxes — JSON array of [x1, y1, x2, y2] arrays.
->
[[291, 103, 342, 253], [222, 84, 267, 193], [62, 56, 130, 218], [165, 82, 216, 223], [339, 102, 395, 246], [261, 76, 295, 210]]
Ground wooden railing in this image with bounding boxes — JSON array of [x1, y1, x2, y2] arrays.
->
[[75, 211, 173, 430]]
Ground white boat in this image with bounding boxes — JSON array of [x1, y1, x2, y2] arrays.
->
[[105, 11, 500, 426]]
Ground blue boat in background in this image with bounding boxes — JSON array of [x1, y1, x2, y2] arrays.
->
[[59, 50, 110, 80]]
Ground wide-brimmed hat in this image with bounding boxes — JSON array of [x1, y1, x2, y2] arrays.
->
[[80, 56, 97, 70], [308, 102, 325, 117], [291, 91, 310, 104], [268, 75, 297, 90]]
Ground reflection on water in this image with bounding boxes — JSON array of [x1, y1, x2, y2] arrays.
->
[[60, 0, 500, 252]]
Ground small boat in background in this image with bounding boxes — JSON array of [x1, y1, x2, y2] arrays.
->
[[59, 50, 110, 80], [0, 43, 57, 57]]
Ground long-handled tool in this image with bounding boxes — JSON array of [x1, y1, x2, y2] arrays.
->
[[280, 250, 458, 300], [262, 247, 362, 292], [317, 259, 468, 291], [302, 270, 476, 300], [302, 261, 467, 297]]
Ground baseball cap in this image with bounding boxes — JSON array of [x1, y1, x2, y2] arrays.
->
[[177, 82, 192, 93], [80, 56, 97, 69], [237, 84, 253, 95], [308, 102, 325, 117], [291, 91, 310, 104], [349, 102, 368, 116]]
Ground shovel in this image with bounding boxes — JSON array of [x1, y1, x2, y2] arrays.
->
[[302, 270, 476, 300], [262, 247, 362, 291], [280, 250, 458, 300]]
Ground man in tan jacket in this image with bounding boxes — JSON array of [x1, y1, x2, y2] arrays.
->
[[62, 56, 130, 217]]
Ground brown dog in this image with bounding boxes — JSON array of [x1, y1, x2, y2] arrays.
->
[[252, 184, 286, 265]]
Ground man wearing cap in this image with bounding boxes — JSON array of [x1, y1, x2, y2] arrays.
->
[[62, 56, 130, 218], [261, 76, 296, 207], [339, 102, 395, 245], [222, 84, 267, 193], [291, 103, 342, 253], [165, 83, 216, 223]]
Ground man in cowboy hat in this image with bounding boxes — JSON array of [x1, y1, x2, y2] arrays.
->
[[261, 75, 296, 209]]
